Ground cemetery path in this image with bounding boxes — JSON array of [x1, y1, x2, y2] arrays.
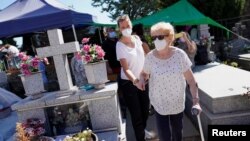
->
[[125, 111, 201, 141]]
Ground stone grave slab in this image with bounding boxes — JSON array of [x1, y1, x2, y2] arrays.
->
[[11, 83, 123, 139], [185, 62, 250, 140], [192, 63, 250, 113]]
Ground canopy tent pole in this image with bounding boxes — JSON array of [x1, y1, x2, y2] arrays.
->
[[72, 25, 77, 41]]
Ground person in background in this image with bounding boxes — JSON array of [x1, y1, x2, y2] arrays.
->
[[175, 27, 197, 68], [132, 23, 151, 54], [0, 44, 20, 68], [139, 22, 202, 141], [71, 52, 88, 87], [102, 27, 121, 75], [116, 15, 154, 141]]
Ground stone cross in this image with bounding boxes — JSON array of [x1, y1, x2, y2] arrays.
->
[[36, 29, 80, 91]]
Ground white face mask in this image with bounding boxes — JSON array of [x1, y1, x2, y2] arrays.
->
[[108, 32, 117, 38], [154, 39, 167, 51], [122, 28, 132, 37]]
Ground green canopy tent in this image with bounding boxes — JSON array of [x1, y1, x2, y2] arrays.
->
[[132, 0, 228, 32]]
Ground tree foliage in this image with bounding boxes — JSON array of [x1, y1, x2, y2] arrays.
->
[[91, 0, 160, 20], [92, 0, 246, 21]]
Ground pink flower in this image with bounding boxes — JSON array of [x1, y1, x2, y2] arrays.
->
[[21, 55, 29, 61], [18, 52, 25, 59], [20, 63, 29, 70], [75, 52, 82, 60], [95, 45, 102, 52], [31, 59, 39, 68], [82, 38, 90, 44], [23, 69, 32, 75], [84, 55, 92, 63], [83, 45, 90, 53], [97, 50, 105, 59]]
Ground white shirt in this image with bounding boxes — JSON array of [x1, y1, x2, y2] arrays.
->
[[143, 47, 192, 115], [116, 36, 145, 80], [2, 45, 19, 57]]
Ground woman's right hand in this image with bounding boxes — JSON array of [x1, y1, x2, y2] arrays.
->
[[135, 79, 145, 91]]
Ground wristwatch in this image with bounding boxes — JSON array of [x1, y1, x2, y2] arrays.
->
[[133, 78, 139, 85]]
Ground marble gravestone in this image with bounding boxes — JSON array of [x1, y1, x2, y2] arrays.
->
[[11, 28, 124, 141], [12, 83, 124, 141], [36, 29, 80, 91], [185, 63, 250, 140]]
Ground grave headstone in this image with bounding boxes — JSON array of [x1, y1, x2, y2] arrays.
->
[[36, 29, 80, 91]]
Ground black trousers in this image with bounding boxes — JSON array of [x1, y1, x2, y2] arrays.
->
[[119, 79, 150, 141], [155, 111, 184, 141]]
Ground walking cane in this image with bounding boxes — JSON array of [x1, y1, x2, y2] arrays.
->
[[192, 107, 205, 141]]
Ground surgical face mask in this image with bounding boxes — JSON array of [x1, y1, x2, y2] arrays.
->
[[122, 28, 132, 37], [154, 39, 167, 51], [108, 31, 117, 38]]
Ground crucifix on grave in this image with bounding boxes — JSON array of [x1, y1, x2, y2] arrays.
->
[[36, 29, 80, 91]]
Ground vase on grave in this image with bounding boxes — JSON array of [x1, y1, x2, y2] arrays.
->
[[84, 61, 108, 89], [20, 71, 45, 99]]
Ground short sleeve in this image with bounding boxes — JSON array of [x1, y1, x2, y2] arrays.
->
[[116, 42, 126, 61], [133, 35, 142, 46], [180, 50, 192, 72], [143, 53, 152, 74]]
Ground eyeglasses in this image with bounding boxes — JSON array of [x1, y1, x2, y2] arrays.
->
[[151, 35, 168, 41]]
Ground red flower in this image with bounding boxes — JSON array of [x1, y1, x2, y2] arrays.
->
[[31, 59, 39, 68]]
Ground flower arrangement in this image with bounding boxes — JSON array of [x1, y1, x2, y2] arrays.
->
[[80, 38, 105, 64], [18, 52, 40, 76], [64, 128, 96, 141], [16, 118, 46, 141]]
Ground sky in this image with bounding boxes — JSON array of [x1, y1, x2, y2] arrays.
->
[[0, 0, 113, 46], [0, 0, 113, 23]]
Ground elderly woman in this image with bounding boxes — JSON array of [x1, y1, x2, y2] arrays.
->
[[116, 15, 153, 141], [139, 22, 202, 141]]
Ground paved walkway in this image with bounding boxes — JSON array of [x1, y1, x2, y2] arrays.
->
[[125, 111, 201, 141]]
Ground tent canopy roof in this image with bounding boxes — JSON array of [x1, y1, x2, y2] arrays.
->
[[0, 0, 96, 38], [133, 0, 227, 30]]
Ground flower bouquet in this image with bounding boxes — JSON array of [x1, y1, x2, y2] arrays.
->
[[80, 38, 108, 89], [18, 52, 40, 76], [63, 128, 98, 141], [80, 38, 105, 64], [16, 118, 48, 141]]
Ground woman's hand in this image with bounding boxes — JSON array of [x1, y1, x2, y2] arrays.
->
[[192, 103, 202, 115], [134, 78, 146, 91]]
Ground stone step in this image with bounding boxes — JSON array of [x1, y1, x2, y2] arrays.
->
[[193, 63, 250, 114], [126, 110, 200, 141], [0, 112, 18, 141]]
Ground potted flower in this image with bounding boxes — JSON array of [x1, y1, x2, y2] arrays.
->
[[80, 38, 108, 89], [18, 52, 45, 99], [16, 118, 54, 141], [63, 128, 98, 141]]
